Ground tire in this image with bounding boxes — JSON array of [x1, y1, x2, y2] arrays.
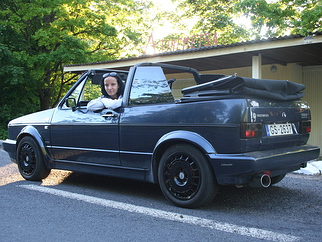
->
[[271, 174, 286, 185], [158, 143, 219, 208], [17, 136, 50, 181]]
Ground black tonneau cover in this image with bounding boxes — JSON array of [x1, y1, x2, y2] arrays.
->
[[181, 75, 305, 102]]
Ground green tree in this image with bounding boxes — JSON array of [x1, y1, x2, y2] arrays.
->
[[238, 0, 322, 36], [0, 0, 151, 139], [0, 25, 36, 138], [0, 0, 149, 110], [174, 0, 321, 43], [175, 0, 252, 44]]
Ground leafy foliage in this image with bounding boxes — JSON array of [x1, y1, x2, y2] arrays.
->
[[175, 0, 321, 43], [237, 0, 322, 36], [0, 0, 151, 139], [0, 25, 38, 139], [175, 0, 253, 44]]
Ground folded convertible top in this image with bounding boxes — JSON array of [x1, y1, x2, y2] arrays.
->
[[181, 75, 305, 101]]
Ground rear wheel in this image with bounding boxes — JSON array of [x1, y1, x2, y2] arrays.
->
[[158, 143, 219, 208], [17, 136, 50, 181]]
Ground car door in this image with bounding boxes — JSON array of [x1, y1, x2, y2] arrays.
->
[[119, 66, 176, 169], [49, 73, 121, 166]]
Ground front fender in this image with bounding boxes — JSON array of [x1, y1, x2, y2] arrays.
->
[[148, 130, 217, 183], [17, 126, 49, 166]]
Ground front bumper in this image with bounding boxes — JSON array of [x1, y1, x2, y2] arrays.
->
[[2, 139, 17, 163], [209, 145, 320, 185]]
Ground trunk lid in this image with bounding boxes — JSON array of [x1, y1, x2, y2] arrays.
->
[[244, 99, 311, 151]]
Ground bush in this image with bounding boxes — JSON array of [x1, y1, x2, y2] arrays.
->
[[0, 126, 8, 140]]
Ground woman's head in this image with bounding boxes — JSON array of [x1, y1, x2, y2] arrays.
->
[[101, 72, 124, 99]]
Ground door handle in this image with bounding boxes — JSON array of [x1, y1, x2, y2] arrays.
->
[[102, 110, 119, 118]]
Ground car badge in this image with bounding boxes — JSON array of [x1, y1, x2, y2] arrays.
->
[[282, 112, 287, 118]]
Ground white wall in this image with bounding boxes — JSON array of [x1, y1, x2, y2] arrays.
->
[[302, 65, 322, 150]]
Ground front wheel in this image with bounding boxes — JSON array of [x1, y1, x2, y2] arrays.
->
[[17, 136, 50, 181], [158, 143, 219, 208]]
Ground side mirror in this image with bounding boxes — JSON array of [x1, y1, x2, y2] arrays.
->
[[65, 98, 77, 111], [167, 78, 176, 89]]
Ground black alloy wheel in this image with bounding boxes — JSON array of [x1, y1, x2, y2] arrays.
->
[[17, 136, 50, 181], [158, 143, 218, 208]]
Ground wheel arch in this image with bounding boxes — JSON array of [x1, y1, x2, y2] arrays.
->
[[149, 130, 217, 184], [16, 126, 50, 167]]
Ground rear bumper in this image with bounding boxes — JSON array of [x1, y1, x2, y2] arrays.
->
[[2, 139, 17, 163], [209, 145, 320, 185]]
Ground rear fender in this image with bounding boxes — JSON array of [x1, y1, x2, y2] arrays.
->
[[148, 130, 217, 183]]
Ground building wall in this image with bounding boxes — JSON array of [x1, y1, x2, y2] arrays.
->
[[302, 65, 322, 151]]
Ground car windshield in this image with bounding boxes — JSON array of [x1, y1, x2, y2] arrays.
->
[[129, 66, 175, 105]]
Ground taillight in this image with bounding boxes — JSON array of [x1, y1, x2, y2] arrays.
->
[[241, 123, 262, 139], [301, 121, 311, 134]]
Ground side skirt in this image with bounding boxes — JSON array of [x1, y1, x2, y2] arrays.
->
[[50, 160, 150, 183]]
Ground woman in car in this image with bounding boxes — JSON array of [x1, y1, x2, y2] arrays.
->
[[87, 72, 125, 111]]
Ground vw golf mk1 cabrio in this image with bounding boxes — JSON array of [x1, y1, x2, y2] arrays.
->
[[3, 63, 320, 208]]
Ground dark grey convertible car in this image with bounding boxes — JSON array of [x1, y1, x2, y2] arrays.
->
[[3, 63, 320, 208]]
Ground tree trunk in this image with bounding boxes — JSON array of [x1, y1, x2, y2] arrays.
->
[[39, 88, 52, 110]]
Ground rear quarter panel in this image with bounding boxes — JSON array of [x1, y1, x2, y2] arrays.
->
[[119, 99, 248, 168]]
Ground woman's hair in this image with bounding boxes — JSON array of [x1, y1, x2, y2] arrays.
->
[[101, 72, 125, 98]]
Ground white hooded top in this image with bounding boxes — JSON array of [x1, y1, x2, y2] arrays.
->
[[87, 95, 123, 111]]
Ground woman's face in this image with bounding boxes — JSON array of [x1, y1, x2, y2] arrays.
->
[[104, 76, 119, 99]]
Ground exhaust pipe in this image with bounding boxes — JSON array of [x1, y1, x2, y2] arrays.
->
[[259, 173, 271, 188], [248, 172, 272, 188]]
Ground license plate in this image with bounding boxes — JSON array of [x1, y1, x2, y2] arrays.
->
[[266, 123, 293, 136]]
